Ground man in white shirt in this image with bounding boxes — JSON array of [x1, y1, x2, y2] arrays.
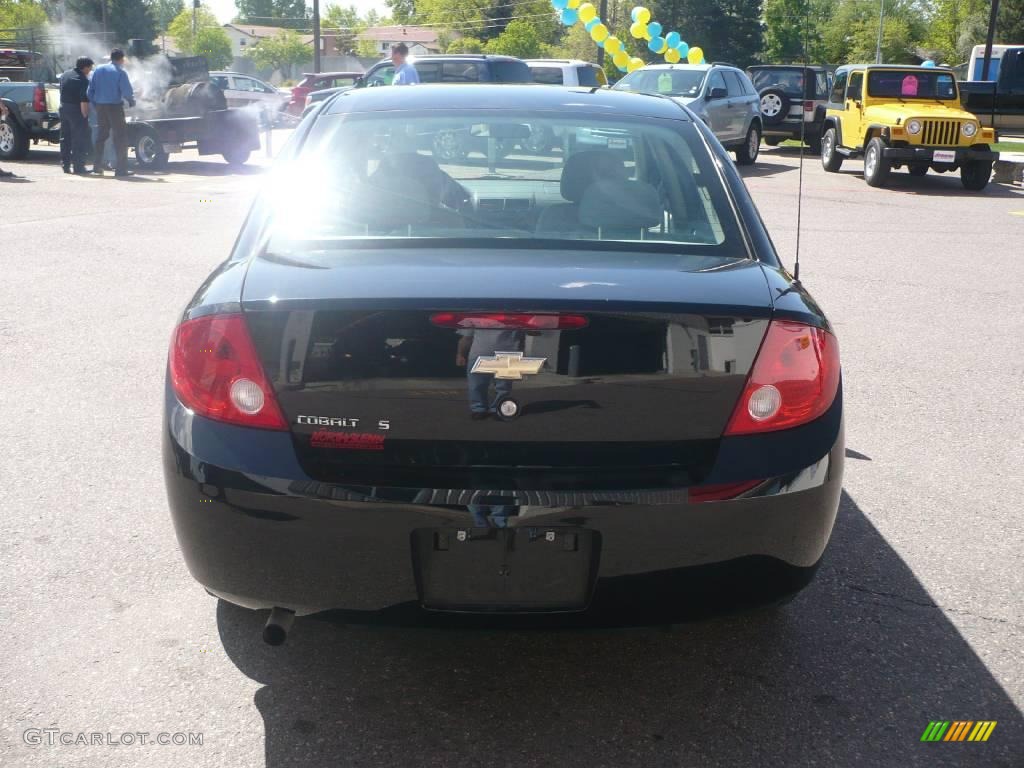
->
[[391, 43, 419, 85]]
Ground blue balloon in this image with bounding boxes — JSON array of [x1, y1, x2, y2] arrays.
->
[[596, 37, 606, 47], [647, 21, 662, 38], [585, 17, 600, 31], [922, 59, 936, 68], [552, 0, 569, 8], [648, 35, 665, 52], [677, 42, 689, 57], [560, 7, 578, 24], [666, 31, 680, 48]]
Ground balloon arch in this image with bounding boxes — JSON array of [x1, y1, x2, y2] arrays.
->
[[551, 2, 705, 73]]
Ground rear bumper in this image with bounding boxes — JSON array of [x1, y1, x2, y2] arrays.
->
[[163, 382, 844, 619], [882, 145, 998, 162]]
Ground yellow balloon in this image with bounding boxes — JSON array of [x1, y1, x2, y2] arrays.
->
[[635, 6, 651, 24], [578, 2, 596, 22], [591, 23, 609, 42], [687, 46, 703, 64], [613, 50, 629, 68], [567, 0, 580, 6], [628, 57, 644, 73], [665, 47, 680, 63], [629, 21, 646, 38], [605, 36, 621, 54]]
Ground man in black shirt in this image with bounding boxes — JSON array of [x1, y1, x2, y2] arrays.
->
[[58, 56, 94, 174]]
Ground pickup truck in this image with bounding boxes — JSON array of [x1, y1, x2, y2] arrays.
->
[[0, 50, 60, 160], [960, 45, 1024, 134]]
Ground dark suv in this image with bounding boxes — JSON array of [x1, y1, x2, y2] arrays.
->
[[302, 55, 533, 118], [746, 65, 831, 152]]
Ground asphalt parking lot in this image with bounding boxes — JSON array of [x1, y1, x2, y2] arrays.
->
[[1, 137, 1022, 767]]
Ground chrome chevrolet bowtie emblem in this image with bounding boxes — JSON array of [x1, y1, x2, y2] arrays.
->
[[471, 351, 546, 380]]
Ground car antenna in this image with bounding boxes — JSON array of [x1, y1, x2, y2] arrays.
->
[[792, 16, 811, 285]]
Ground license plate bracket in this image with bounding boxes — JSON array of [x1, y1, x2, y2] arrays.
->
[[412, 527, 599, 612], [932, 149, 956, 163]]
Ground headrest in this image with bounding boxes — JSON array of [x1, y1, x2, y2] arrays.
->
[[346, 176, 432, 231], [579, 180, 662, 232], [560, 150, 628, 203]]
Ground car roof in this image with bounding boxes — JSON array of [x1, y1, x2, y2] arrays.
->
[[324, 83, 691, 119], [525, 59, 596, 67], [835, 63, 956, 74], [634, 63, 713, 72], [304, 71, 361, 77], [748, 64, 827, 71], [406, 54, 523, 62]]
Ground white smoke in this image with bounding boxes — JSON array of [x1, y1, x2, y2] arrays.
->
[[125, 54, 174, 112]]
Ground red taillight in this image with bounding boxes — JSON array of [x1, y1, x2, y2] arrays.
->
[[803, 100, 814, 112], [430, 312, 589, 330], [169, 313, 287, 430], [291, 87, 309, 104], [33, 85, 46, 113], [724, 320, 839, 436], [689, 479, 764, 503]]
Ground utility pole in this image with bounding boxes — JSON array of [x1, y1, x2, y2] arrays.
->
[[313, 0, 321, 73], [597, 0, 607, 67], [101, 0, 108, 48], [874, 0, 884, 63], [192, 0, 198, 40], [981, 0, 1000, 80]]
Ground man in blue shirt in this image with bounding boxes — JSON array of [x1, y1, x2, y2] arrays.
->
[[86, 48, 135, 177], [390, 44, 419, 85]]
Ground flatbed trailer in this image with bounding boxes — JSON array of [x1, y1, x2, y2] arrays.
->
[[127, 107, 260, 169]]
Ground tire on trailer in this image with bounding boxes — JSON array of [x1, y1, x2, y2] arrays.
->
[[222, 147, 252, 166], [0, 114, 30, 160], [758, 88, 790, 126], [133, 126, 168, 170]]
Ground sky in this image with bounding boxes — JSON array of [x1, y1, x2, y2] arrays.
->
[[208, 0, 391, 25]]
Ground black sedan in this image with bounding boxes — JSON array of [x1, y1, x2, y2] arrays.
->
[[163, 84, 843, 642]]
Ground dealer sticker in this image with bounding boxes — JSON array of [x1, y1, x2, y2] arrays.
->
[[932, 150, 956, 163]]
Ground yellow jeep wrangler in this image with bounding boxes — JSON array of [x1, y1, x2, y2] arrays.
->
[[820, 64, 999, 190]]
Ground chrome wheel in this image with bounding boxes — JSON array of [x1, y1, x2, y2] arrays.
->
[[748, 128, 759, 157], [865, 144, 878, 177], [760, 93, 783, 117], [0, 121, 13, 154], [137, 135, 158, 164]]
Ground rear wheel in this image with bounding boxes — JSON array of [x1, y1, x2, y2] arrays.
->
[[764, 136, 782, 146], [863, 137, 890, 187], [734, 123, 760, 166], [907, 164, 929, 177], [0, 116, 30, 160], [821, 127, 842, 172], [133, 127, 168, 170], [222, 147, 251, 166], [805, 131, 822, 154], [960, 158, 992, 190]]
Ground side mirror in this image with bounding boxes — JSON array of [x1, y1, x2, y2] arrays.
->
[[708, 86, 727, 100]]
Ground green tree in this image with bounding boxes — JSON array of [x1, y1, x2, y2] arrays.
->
[[108, 0, 157, 47], [483, 17, 543, 57], [653, 0, 765, 68], [820, 0, 928, 64], [447, 35, 484, 52], [246, 27, 308, 76], [385, 0, 414, 24], [169, 5, 233, 68], [323, 3, 359, 53], [152, 0, 184, 33], [0, 0, 49, 32], [235, 0, 306, 28], [998, 0, 1024, 46], [763, 0, 831, 63]]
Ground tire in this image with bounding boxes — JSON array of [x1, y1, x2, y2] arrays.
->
[[764, 136, 782, 146], [907, 164, 929, 177], [821, 127, 842, 172], [734, 123, 760, 166], [805, 131, 822, 154], [222, 147, 251, 166], [863, 136, 890, 187], [0, 115, 30, 160], [133, 127, 168, 170], [432, 130, 468, 162], [759, 88, 790, 126], [960, 158, 992, 190]]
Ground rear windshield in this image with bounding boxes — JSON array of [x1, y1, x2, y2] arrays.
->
[[867, 70, 957, 99], [262, 110, 745, 259], [489, 60, 533, 83], [613, 69, 705, 98], [748, 68, 828, 98]]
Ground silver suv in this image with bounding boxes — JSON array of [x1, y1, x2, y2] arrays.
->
[[611, 63, 763, 164], [525, 59, 608, 87]]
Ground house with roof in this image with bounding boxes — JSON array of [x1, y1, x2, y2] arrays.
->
[[355, 26, 448, 57]]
